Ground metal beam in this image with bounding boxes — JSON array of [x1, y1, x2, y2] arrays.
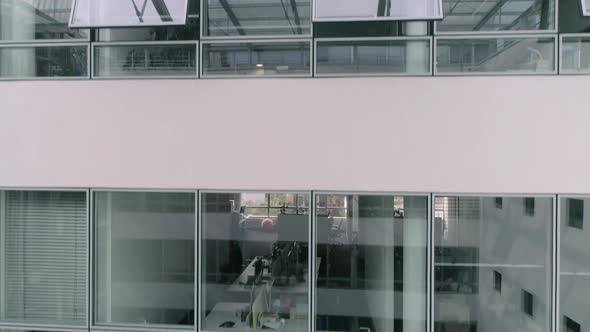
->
[[288, 0, 302, 34], [473, 0, 510, 31], [218, 0, 246, 35]]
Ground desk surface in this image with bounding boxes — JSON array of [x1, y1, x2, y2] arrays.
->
[[204, 302, 308, 332]]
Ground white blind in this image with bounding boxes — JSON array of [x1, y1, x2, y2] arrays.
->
[[2, 191, 87, 325]]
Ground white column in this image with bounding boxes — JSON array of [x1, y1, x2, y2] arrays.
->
[[403, 196, 427, 332], [405, 22, 429, 74], [0, 0, 36, 77]]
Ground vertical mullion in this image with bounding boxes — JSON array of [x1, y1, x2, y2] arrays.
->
[[554, 196, 560, 332], [87, 190, 92, 332], [310, 191, 316, 332], [428, 194, 434, 332], [196, 191, 202, 332]]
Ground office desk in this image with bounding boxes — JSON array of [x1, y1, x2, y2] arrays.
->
[[204, 302, 308, 332]]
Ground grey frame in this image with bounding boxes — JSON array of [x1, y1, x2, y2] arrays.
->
[[200, 39, 314, 78], [198, 189, 313, 332], [312, 0, 444, 22], [91, 41, 199, 80], [0, 42, 91, 81], [0, 187, 90, 331], [433, 34, 559, 76], [89, 188, 196, 332], [559, 33, 590, 74], [69, 0, 190, 28], [313, 36, 433, 77], [430, 193, 556, 332]]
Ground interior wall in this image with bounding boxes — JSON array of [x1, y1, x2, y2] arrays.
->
[[0, 76, 588, 193]]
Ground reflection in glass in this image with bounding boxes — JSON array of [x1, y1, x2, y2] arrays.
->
[[316, 39, 430, 75], [0, 45, 88, 79], [94, 43, 197, 77], [201, 192, 310, 332], [434, 196, 552, 332], [0, 0, 87, 40], [70, 0, 188, 28], [437, 0, 555, 32], [202, 42, 311, 77], [561, 37, 590, 73], [0, 191, 87, 326], [436, 37, 555, 74], [560, 197, 590, 332], [314, 0, 442, 21], [94, 192, 195, 326], [203, 0, 311, 36], [315, 194, 428, 332]]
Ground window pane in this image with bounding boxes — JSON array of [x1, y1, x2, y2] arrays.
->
[[0, 190, 87, 326], [201, 192, 310, 332], [0, 0, 87, 40], [434, 196, 552, 332], [584, 0, 590, 14], [316, 195, 428, 332], [559, 0, 590, 32], [202, 41, 311, 77], [561, 36, 590, 73], [313, 0, 442, 21], [316, 39, 430, 76], [70, 0, 189, 28], [560, 197, 590, 332], [0, 45, 88, 79], [94, 191, 195, 326], [437, 0, 555, 32], [93, 43, 197, 78], [436, 37, 555, 74], [203, 0, 311, 37]]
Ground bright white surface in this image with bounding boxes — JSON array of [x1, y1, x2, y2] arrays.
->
[[0, 76, 588, 193]]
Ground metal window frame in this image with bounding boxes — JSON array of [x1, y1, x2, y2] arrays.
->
[[89, 188, 196, 332], [312, 0, 444, 22], [313, 36, 433, 77], [200, 38, 314, 78], [0, 42, 91, 81], [433, 33, 559, 76], [430, 193, 556, 332], [198, 190, 313, 332], [199, 0, 313, 40], [559, 33, 590, 74], [433, 0, 559, 35], [68, 0, 190, 28], [91, 40, 199, 80], [0, 187, 90, 331]]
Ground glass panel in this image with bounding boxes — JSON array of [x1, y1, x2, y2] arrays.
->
[[559, 0, 590, 32], [0, 0, 87, 41], [560, 197, 590, 332], [70, 0, 189, 28], [95, 0, 199, 41], [0, 45, 88, 79], [436, 37, 555, 74], [202, 41, 311, 77], [434, 196, 552, 332], [316, 39, 430, 75], [0, 191, 87, 326], [313, 0, 443, 21], [94, 191, 195, 326], [203, 0, 311, 37], [584, 0, 590, 15], [437, 0, 555, 32], [201, 192, 310, 332], [315, 194, 428, 332], [561, 36, 590, 73], [93, 43, 197, 77]]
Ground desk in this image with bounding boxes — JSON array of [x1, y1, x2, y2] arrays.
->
[[203, 302, 308, 332]]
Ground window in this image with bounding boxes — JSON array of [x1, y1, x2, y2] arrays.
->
[[200, 191, 310, 332], [69, 0, 189, 28], [494, 270, 502, 293], [313, 0, 443, 21], [565, 316, 581, 332], [0, 44, 89, 79], [93, 191, 195, 326], [315, 194, 428, 332], [525, 197, 536, 216], [437, 0, 555, 32], [495, 197, 503, 209], [0, 190, 87, 326], [522, 290, 534, 317], [434, 196, 552, 332], [583, 0, 590, 15], [567, 199, 584, 229]]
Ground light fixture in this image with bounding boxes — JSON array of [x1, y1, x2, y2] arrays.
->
[[256, 63, 264, 68]]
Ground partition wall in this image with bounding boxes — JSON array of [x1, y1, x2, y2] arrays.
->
[[0, 189, 588, 332]]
